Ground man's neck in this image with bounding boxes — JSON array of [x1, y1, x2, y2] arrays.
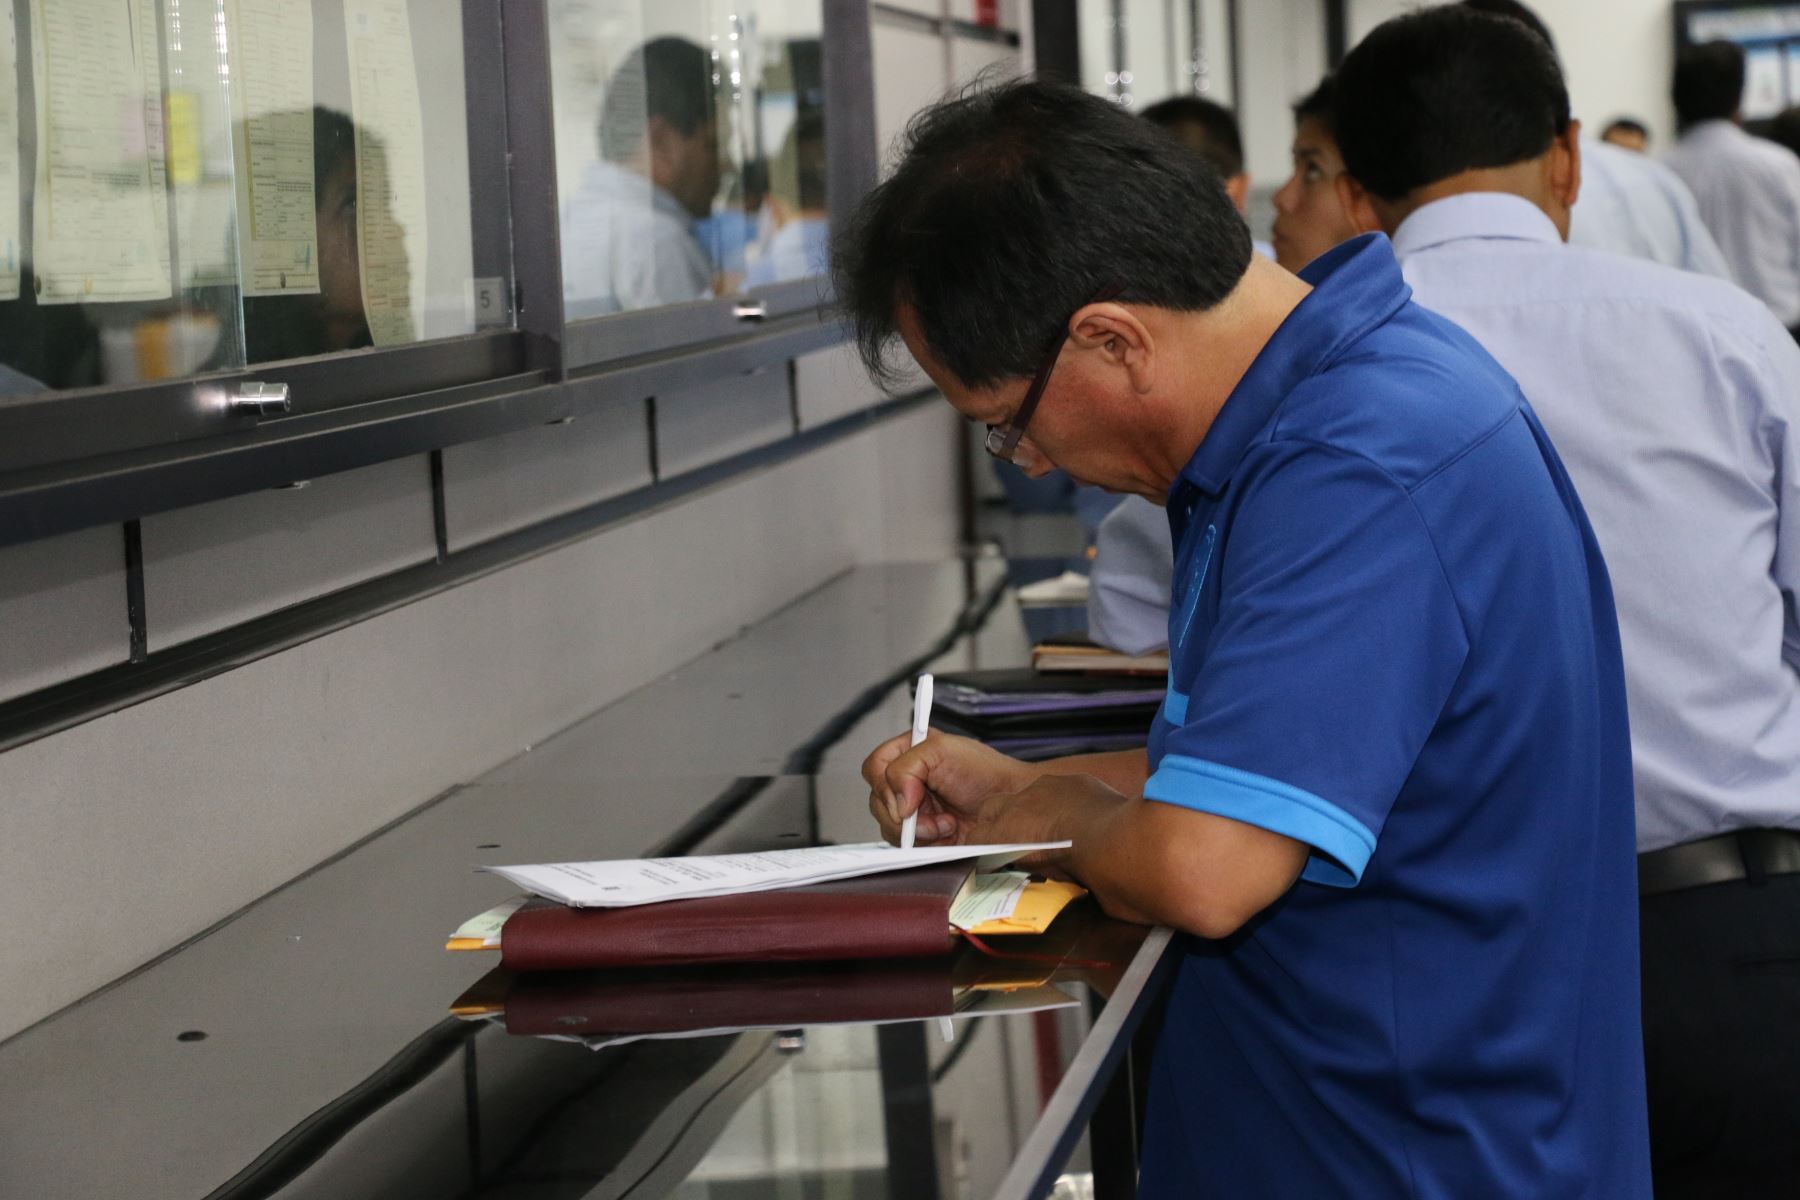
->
[[1139, 257, 1313, 501], [1377, 163, 1560, 238]]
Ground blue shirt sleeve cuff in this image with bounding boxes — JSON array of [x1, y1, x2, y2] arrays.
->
[[1143, 754, 1378, 887]]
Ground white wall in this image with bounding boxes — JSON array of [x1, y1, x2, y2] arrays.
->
[[1236, 0, 1328, 187], [1349, 0, 1679, 148]]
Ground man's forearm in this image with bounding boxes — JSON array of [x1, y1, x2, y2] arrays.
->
[[1035, 748, 1150, 797], [996, 779, 1308, 939]]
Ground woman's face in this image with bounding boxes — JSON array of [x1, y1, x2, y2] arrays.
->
[[1270, 117, 1359, 274]]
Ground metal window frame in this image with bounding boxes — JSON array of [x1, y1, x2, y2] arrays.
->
[[0, 0, 877, 549]]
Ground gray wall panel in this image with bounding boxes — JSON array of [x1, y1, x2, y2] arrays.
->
[[794, 342, 884, 431], [654, 368, 796, 479], [441, 403, 653, 552], [0, 527, 130, 705], [140, 458, 437, 653]]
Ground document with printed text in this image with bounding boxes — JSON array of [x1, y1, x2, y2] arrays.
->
[[479, 842, 1069, 909]]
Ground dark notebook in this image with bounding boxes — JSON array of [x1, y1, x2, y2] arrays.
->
[[498, 861, 970, 972]]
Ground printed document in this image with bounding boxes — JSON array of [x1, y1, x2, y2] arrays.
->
[[226, 0, 318, 295], [480, 842, 1069, 909], [29, 0, 173, 303], [344, 0, 426, 344]]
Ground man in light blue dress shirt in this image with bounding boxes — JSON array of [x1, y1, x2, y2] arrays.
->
[[560, 38, 720, 319], [1573, 134, 1732, 279], [1087, 10, 1732, 657], [1665, 40, 1800, 331], [1332, 8, 1800, 1194]]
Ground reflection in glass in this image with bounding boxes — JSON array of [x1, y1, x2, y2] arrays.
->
[[555, 0, 829, 319], [562, 36, 722, 317], [0, 0, 500, 395], [240, 107, 403, 362]]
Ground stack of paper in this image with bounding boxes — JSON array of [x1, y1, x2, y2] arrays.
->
[[478, 841, 1068, 909]]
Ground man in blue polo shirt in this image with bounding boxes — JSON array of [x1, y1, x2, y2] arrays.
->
[[841, 80, 1649, 1195]]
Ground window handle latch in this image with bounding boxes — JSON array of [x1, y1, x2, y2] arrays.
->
[[733, 300, 768, 321], [229, 381, 291, 418]]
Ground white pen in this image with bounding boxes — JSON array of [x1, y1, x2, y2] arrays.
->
[[900, 672, 934, 849]]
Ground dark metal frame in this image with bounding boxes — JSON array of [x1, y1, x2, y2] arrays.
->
[[0, 0, 877, 549], [993, 928, 1179, 1200]]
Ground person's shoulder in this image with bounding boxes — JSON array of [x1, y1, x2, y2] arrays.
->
[[1264, 310, 1523, 492], [1562, 246, 1795, 355], [1740, 133, 1800, 179]]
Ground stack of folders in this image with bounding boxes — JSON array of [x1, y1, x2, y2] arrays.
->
[[1030, 633, 1170, 677], [445, 843, 1088, 1046], [928, 668, 1165, 760]]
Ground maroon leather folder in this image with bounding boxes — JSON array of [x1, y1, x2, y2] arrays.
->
[[498, 861, 969, 971], [500, 960, 957, 1037]]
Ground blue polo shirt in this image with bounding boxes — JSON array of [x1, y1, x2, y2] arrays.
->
[[1137, 236, 1650, 1198]]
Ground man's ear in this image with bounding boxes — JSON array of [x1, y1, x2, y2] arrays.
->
[[1333, 173, 1385, 236], [1069, 303, 1155, 393], [1552, 119, 1583, 211], [1225, 172, 1252, 216]]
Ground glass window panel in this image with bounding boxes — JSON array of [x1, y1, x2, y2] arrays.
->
[[0, 0, 509, 395], [553, 0, 827, 320]]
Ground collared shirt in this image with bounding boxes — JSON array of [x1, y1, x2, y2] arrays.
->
[[1137, 234, 1648, 1198], [560, 160, 713, 319], [1664, 119, 1800, 325], [1571, 136, 1732, 280], [1394, 192, 1800, 852], [1085, 495, 1174, 654]]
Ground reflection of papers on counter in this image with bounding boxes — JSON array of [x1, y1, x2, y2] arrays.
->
[[479, 841, 1069, 908], [0, 1, 20, 300], [226, 0, 318, 295], [449, 954, 1082, 1052], [343, 0, 426, 344], [28, 0, 173, 303]]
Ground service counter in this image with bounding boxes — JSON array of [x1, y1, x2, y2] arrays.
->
[[0, 559, 1175, 1200]]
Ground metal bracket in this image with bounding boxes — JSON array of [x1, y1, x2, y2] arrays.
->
[[229, 382, 291, 418]]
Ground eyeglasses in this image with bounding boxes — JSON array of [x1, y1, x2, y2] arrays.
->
[[983, 281, 1127, 465]]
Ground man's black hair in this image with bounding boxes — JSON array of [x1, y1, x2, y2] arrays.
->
[[1603, 116, 1650, 140], [599, 37, 714, 162], [1673, 41, 1746, 128], [1333, 6, 1570, 202], [1292, 74, 1336, 139], [833, 80, 1250, 389], [1140, 95, 1245, 179], [1458, 0, 1556, 55]]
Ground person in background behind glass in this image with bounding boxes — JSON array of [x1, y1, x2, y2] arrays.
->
[[1603, 115, 1651, 151], [240, 107, 382, 363], [1140, 95, 1276, 259], [561, 37, 721, 317], [746, 109, 829, 288]]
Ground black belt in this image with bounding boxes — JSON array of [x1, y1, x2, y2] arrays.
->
[[1638, 828, 1800, 897]]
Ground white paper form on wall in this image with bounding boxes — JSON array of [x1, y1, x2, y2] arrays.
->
[[162, 0, 238, 289], [28, 0, 172, 303], [225, 0, 317, 295], [343, 0, 426, 346], [0, 1, 21, 300]]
